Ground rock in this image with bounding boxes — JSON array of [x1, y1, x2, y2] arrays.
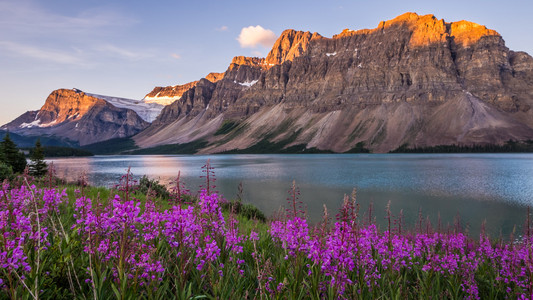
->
[[135, 12, 533, 153], [3, 89, 149, 146]]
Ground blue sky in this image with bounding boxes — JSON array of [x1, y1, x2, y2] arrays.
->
[[1, 0, 532, 125]]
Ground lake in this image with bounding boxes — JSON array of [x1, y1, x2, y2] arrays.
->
[[47, 154, 533, 237]]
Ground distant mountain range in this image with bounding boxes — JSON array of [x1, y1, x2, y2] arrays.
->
[[4, 12, 533, 153]]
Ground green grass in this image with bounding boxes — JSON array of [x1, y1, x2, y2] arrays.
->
[[3, 176, 532, 299]]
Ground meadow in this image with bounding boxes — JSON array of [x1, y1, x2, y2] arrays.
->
[[1, 162, 532, 299]]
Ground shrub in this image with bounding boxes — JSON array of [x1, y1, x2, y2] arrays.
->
[[137, 175, 170, 199], [0, 161, 13, 181]]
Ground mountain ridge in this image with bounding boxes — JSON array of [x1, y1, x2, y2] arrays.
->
[[6, 12, 533, 153], [133, 12, 533, 153], [2, 89, 150, 146]]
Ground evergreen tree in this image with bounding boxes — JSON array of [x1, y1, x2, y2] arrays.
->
[[1, 132, 27, 173], [29, 139, 48, 177], [0, 162, 13, 181]]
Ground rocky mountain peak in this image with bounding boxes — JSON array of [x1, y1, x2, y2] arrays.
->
[[37, 89, 103, 126], [332, 12, 501, 48], [4, 88, 149, 146], [449, 20, 500, 47], [380, 12, 500, 47], [265, 29, 322, 65], [228, 56, 267, 71], [205, 72, 225, 83], [143, 81, 199, 106]]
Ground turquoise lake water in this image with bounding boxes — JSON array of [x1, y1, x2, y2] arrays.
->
[[48, 154, 533, 237]]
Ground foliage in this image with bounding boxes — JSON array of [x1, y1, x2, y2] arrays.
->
[[214, 120, 239, 136], [1, 166, 532, 299], [137, 175, 170, 199], [29, 139, 48, 177], [0, 130, 79, 148], [222, 201, 267, 222], [0, 132, 27, 173], [0, 162, 13, 181], [82, 137, 138, 155], [344, 141, 371, 153], [34, 146, 94, 157], [390, 139, 533, 153]]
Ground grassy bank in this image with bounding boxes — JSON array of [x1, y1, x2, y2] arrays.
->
[[1, 166, 532, 299]]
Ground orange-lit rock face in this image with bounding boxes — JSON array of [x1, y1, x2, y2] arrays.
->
[[384, 13, 500, 47], [37, 89, 103, 125], [449, 20, 499, 47], [265, 29, 322, 65], [205, 72, 224, 83], [333, 12, 500, 48], [228, 56, 267, 71]]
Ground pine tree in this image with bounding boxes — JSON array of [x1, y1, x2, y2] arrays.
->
[[0, 132, 26, 173], [29, 139, 47, 177]]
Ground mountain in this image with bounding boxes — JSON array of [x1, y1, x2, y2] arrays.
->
[[143, 72, 224, 106], [5, 12, 533, 153], [133, 12, 533, 153], [2, 89, 150, 146]]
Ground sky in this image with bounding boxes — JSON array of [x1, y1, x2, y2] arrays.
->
[[1, 0, 532, 125]]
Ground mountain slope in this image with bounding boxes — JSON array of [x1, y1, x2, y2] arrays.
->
[[134, 12, 533, 153], [143, 72, 225, 106], [3, 89, 150, 146]]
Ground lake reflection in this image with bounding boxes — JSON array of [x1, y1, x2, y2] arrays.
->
[[48, 154, 533, 237]]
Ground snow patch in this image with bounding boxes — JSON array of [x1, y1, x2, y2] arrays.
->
[[358, 63, 363, 68], [326, 52, 337, 57], [86, 92, 164, 123], [236, 80, 258, 87], [143, 96, 181, 106], [19, 119, 41, 128]]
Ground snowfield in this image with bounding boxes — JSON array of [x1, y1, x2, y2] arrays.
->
[[86, 93, 165, 123]]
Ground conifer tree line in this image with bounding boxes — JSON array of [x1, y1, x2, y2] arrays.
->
[[0, 132, 48, 180]]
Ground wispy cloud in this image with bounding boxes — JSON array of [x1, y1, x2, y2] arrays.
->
[[95, 45, 152, 61], [0, 41, 88, 66], [0, 1, 136, 39], [171, 53, 181, 59], [216, 25, 228, 32], [0, 1, 146, 68], [237, 25, 277, 48]]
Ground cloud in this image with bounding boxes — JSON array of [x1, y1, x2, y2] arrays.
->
[[0, 41, 87, 66], [237, 25, 277, 48], [171, 53, 181, 59], [0, 1, 136, 39], [95, 45, 152, 60], [216, 25, 228, 32]]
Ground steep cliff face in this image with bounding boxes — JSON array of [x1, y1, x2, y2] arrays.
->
[[3, 89, 149, 146], [265, 29, 322, 65], [143, 72, 225, 106], [134, 12, 533, 153]]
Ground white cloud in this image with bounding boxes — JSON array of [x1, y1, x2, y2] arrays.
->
[[237, 25, 277, 48], [216, 25, 228, 32]]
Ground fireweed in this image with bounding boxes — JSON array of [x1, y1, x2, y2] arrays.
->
[[0, 167, 532, 299], [0, 180, 67, 299]]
